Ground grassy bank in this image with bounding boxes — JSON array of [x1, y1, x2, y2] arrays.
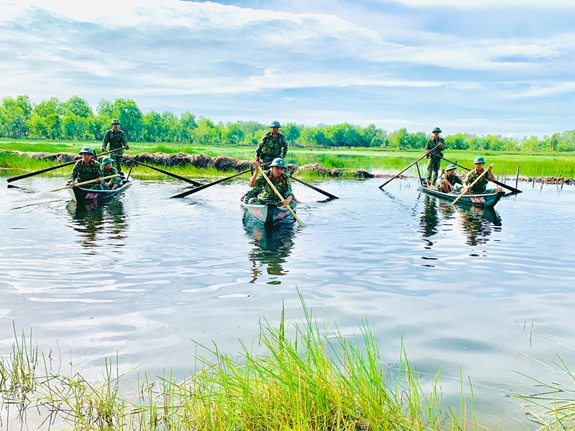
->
[[1, 300, 480, 431], [2, 138, 575, 179]]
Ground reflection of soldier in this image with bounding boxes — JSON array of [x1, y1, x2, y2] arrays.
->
[[420, 194, 439, 238], [101, 119, 129, 173], [68, 147, 103, 190], [256, 121, 288, 164], [457, 205, 501, 246], [243, 213, 295, 283], [67, 199, 128, 248], [425, 127, 444, 186], [101, 157, 122, 190]]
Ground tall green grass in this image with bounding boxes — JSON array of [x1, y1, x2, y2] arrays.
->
[[1, 298, 483, 430]]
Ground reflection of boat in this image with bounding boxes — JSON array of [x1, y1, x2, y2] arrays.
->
[[68, 175, 132, 203], [418, 185, 504, 208], [67, 199, 128, 247], [242, 199, 295, 226], [454, 202, 502, 246], [243, 212, 295, 283]]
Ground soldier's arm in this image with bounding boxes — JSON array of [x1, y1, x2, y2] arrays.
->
[[281, 136, 288, 158], [122, 131, 129, 149], [68, 163, 79, 182], [101, 131, 109, 151]]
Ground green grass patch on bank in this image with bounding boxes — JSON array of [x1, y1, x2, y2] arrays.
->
[[0, 298, 482, 431]]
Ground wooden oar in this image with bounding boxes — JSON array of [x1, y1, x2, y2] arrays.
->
[[7, 148, 124, 183], [289, 175, 339, 200], [257, 166, 305, 227], [122, 155, 202, 187], [441, 157, 522, 195], [169, 162, 271, 199], [40, 174, 120, 194], [451, 164, 493, 205], [378, 143, 442, 189]]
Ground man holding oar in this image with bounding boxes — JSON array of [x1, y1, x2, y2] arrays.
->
[[102, 119, 129, 173], [68, 147, 103, 190], [256, 121, 288, 164], [101, 157, 122, 190], [425, 127, 444, 186], [247, 158, 295, 210], [464, 157, 502, 194]]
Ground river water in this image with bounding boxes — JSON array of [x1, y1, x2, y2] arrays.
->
[[1, 175, 574, 429]]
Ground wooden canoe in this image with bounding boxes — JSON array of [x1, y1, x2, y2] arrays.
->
[[68, 177, 132, 203], [418, 185, 504, 208], [242, 200, 296, 226]]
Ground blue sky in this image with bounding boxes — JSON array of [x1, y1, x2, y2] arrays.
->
[[1, 0, 574, 136]]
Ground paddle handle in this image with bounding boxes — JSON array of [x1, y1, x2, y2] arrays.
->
[[379, 143, 442, 189], [44, 174, 120, 194], [451, 164, 493, 205], [257, 166, 305, 227]]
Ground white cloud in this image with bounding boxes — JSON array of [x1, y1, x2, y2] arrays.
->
[[381, 0, 575, 8]]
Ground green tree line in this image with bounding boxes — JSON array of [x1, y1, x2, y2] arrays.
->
[[1, 95, 574, 152]]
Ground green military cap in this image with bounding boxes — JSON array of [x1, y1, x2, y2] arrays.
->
[[473, 156, 486, 164], [101, 156, 114, 165], [111, 118, 121, 125], [432, 127, 442, 133], [79, 147, 95, 155], [446, 164, 457, 170], [270, 120, 281, 128], [270, 158, 287, 169]]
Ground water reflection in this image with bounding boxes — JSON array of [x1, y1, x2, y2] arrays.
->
[[419, 194, 502, 246], [66, 199, 128, 248], [242, 212, 295, 284]]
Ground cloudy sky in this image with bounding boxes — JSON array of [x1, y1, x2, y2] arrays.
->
[[1, 0, 574, 136]]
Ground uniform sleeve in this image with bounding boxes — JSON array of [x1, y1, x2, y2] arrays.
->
[[285, 181, 294, 198], [255, 175, 266, 189], [102, 131, 109, 149], [95, 162, 103, 177], [256, 134, 267, 158], [69, 161, 80, 181], [121, 131, 128, 146], [280, 135, 288, 158], [424, 138, 432, 151]]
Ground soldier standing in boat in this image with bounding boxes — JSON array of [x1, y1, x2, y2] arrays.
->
[[100, 157, 122, 190], [425, 127, 444, 186], [440, 164, 464, 193], [247, 158, 295, 209], [101, 118, 129, 173], [465, 157, 502, 194], [256, 121, 288, 164], [68, 147, 103, 190]]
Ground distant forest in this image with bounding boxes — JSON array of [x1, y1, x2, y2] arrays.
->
[[1, 95, 574, 152]]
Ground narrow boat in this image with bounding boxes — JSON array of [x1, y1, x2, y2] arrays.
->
[[68, 175, 132, 203], [418, 185, 504, 208], [242, 196, 295, 226]]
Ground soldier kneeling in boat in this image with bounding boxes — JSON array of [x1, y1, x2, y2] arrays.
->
[[465, 157, 502, 194], [101, 157, 122, 190], [440, 164, 464, 193], [68, 147, 103, 190], [247, 158, 296, 209]]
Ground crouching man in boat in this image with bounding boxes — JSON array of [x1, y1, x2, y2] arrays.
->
[[247, 158, 296, 209], [67, 147, 103, 190], [440, 164, 464, 193], [465, 157, 502, 194], [101, 157, 122, 190]]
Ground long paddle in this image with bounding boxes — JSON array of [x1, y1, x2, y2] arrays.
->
[[441, 157, 522, 195], [378, 143, 442, 189], [289, 175, 339, 200], [257, 166, 305, 227], [451, 164, 493, 205], [121, 154, 202, 187], [6, 148, 124, 183], [40, 174, 120, 194]]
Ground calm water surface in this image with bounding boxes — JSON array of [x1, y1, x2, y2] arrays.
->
[[1, 175, 575, 429]]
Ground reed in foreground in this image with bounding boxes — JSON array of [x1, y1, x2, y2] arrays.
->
[[1, 299, 482, 430]]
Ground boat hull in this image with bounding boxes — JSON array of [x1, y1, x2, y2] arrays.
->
[[418, 185, 504, 208], [242, 202, 295, 226], [68, 180, 132, 203]]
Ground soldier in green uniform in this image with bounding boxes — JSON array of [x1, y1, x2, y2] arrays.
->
[[68, 147, 103, 190], [425, 127, 444, 186], [464, 156, 502, 194], [247, 158, 295, 209], [101, 118, 129, 173], [100, 157, 122, 190], [440, 164, 464, 193], [256, 121, 288, 164]]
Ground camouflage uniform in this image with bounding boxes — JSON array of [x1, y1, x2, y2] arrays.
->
[[442, 172, 463, 187], [102, 129, 128, 172], [101, 166, 122, 189], [256, 132, 288, 164], [69, 160, 103, 190], [249, 169, 295, 209], [465, 169, 494, 194], [425, 137, 444, 185]]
